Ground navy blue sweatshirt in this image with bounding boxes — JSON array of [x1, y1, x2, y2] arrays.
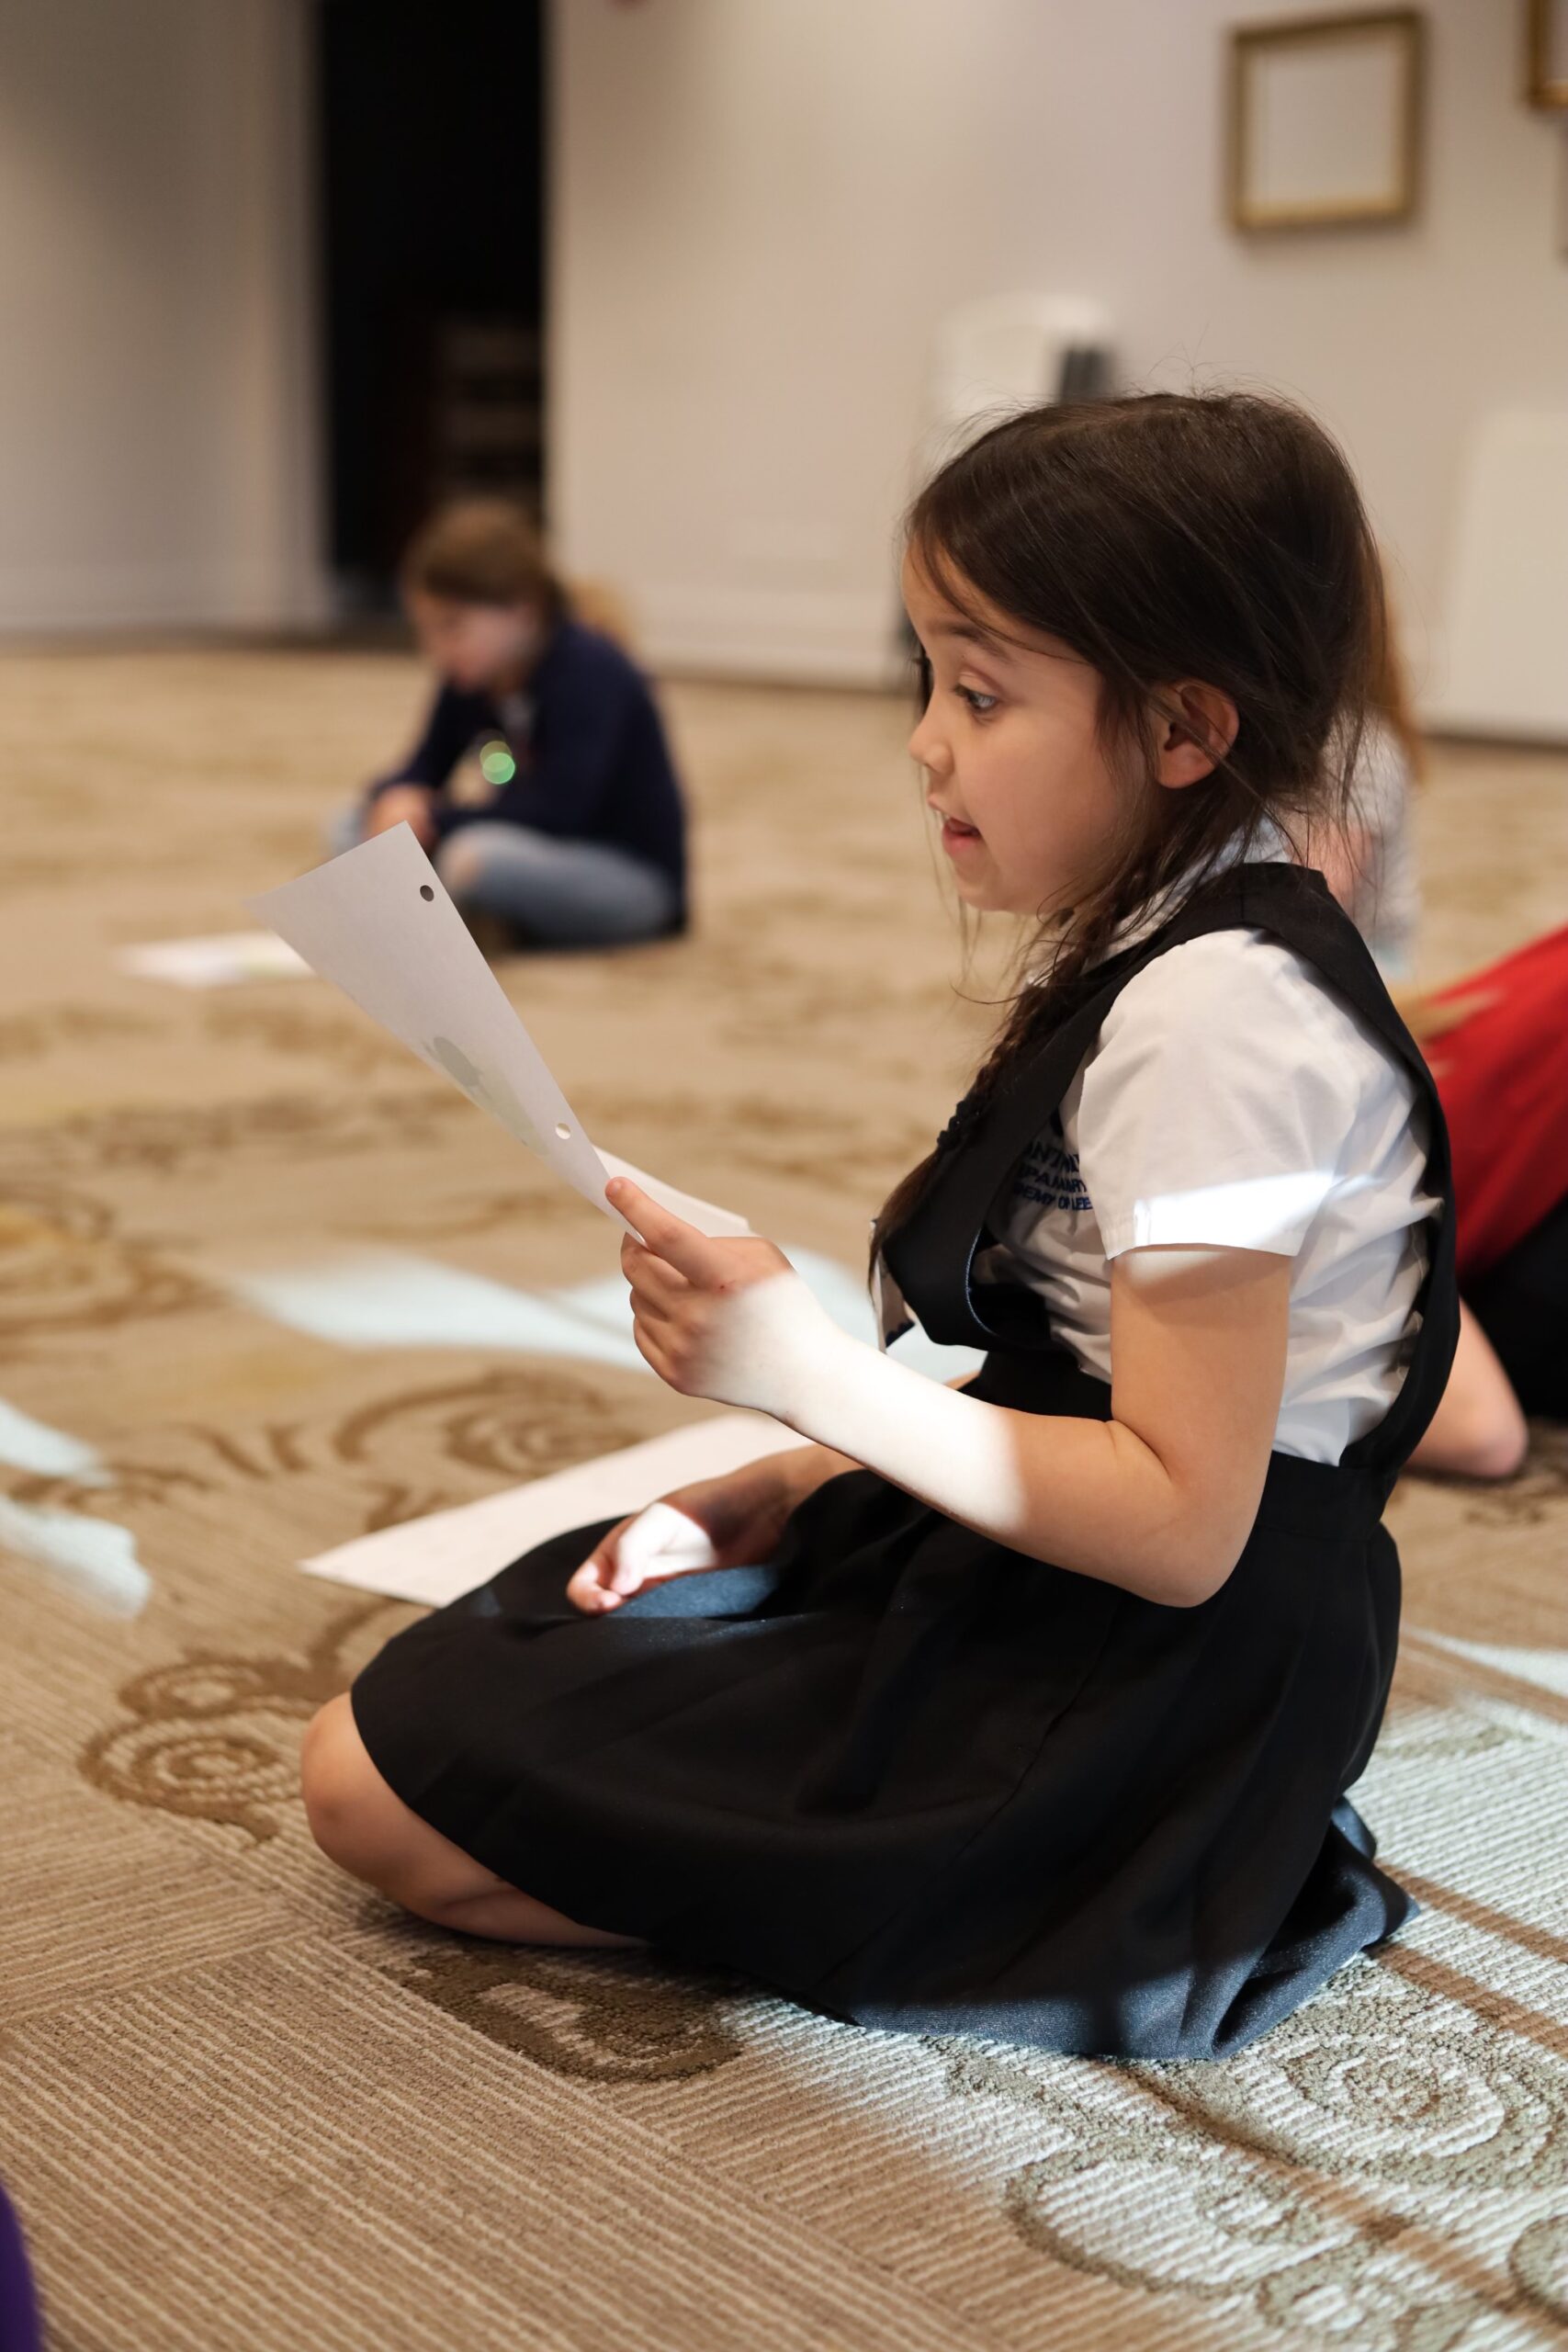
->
[[368, 621, 688, 928]]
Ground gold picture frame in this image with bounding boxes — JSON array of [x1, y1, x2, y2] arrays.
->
[[1227, 9, 1426, 232], [1527, 0, 1568, 107]]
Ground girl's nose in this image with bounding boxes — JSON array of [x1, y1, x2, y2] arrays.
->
[[908, 709, 950, 773]]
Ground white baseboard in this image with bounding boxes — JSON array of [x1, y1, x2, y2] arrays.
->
[[1420, 707, 1568, 747]]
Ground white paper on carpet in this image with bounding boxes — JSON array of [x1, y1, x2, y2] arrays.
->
[[300, 1411, 812, 1606], [119, 932, 311, 987]]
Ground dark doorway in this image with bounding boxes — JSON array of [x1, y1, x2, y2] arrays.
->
[[317, 0, 546, 612]]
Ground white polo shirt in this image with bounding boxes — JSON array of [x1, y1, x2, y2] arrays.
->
[[971, 905, 1439, 1465]]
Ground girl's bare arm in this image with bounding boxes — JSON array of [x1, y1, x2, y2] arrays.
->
[[615, 1180, 1288, 1610]]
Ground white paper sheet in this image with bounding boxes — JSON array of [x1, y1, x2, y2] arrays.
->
[[246, 828, 749, 1239], [300, 1411, 812, 1605], [596, 1151, 749, 1239], [119, 932, 310, 988]]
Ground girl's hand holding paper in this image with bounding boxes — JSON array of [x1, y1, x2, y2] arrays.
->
[[611, 1177, 847, 1422]]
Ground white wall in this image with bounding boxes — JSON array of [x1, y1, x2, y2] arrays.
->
[[550, 0, 1568, 721], [0, 0, 325, 634]]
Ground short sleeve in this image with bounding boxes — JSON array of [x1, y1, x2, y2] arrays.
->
[[1076, 934, 1365, 1259]]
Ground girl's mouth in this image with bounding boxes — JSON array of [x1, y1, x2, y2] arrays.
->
[[940, 816, 982, 855]]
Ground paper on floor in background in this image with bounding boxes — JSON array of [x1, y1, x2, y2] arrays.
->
[[118, 933, 310, 988], [246, 827, 747, 1239], [300, 1410, 810, 1605]]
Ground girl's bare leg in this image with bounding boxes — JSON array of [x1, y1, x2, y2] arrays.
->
[[300, 1694, 641, 1947]]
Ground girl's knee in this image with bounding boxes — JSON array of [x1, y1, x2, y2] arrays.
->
[[1452, 1405, 1529, 1482], [1413, 1389, 1529, 1481], [1412, 1306, 1530, 1483], [299, 1695, 502, 1920], [299, 1695, 399, 1880], [433, 831, 485, 896]]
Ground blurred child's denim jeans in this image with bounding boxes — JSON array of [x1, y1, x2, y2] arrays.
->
[[328, 806, 678, 947]]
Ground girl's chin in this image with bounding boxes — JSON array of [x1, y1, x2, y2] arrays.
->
[[951, 869, 1018, 913]]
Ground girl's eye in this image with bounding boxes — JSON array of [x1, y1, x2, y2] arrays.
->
[[956, 685, 998, 717]]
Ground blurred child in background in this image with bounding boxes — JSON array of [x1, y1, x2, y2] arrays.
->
[[342, 500, 688, 951], [1316, 588, 1563, 1479], [1401, 933, 1568, 1478]]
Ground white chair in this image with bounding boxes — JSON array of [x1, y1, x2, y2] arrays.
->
[[924, 293, 1114, 471], [1432, 407, 1568, 741]]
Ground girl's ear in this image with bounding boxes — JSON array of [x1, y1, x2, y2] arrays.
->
[[1153, 682, 1240, 790]]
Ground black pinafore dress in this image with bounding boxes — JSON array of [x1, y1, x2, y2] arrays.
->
[[351, 864, 1458, 2061]]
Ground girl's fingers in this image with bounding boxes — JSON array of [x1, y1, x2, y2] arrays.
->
[[611, 1503, 720, 1587], [567, 1501, 723, 1613], [566, 1519, 636, 1612], [623, 1249, 692, 1306], [566, 1566, 619, 1612], [625, 1282, 683, 1340], [609, 1180, 729, 1285], [632, 1319, 696, 1395]]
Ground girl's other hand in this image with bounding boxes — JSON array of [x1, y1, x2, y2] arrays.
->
[[566, 1498, 720, 1613], [366, 786, 437, 848], [565, 1449, 847, 1613]]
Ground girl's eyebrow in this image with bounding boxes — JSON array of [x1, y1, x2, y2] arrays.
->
[[928, 617, 1013, 658]]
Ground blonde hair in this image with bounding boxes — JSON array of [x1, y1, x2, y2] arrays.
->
[[400, 498, 564, 620]]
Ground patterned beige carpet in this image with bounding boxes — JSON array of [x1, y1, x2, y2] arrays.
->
[[1, 645, 1565, 2352]]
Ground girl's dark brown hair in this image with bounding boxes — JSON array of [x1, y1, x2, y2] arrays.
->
[[400, 497, 566, 623], [874, 390, 1385, 1264]]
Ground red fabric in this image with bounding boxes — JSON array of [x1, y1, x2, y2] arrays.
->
[[1424, 923, 1568, 1285]]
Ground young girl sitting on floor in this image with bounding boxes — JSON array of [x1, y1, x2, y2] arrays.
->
[[303, 392, 1456, 2063], [344, 500, 688, 950]]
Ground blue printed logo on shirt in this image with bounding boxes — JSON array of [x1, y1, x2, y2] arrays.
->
[[1011, 1118, 1093, 1215]]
